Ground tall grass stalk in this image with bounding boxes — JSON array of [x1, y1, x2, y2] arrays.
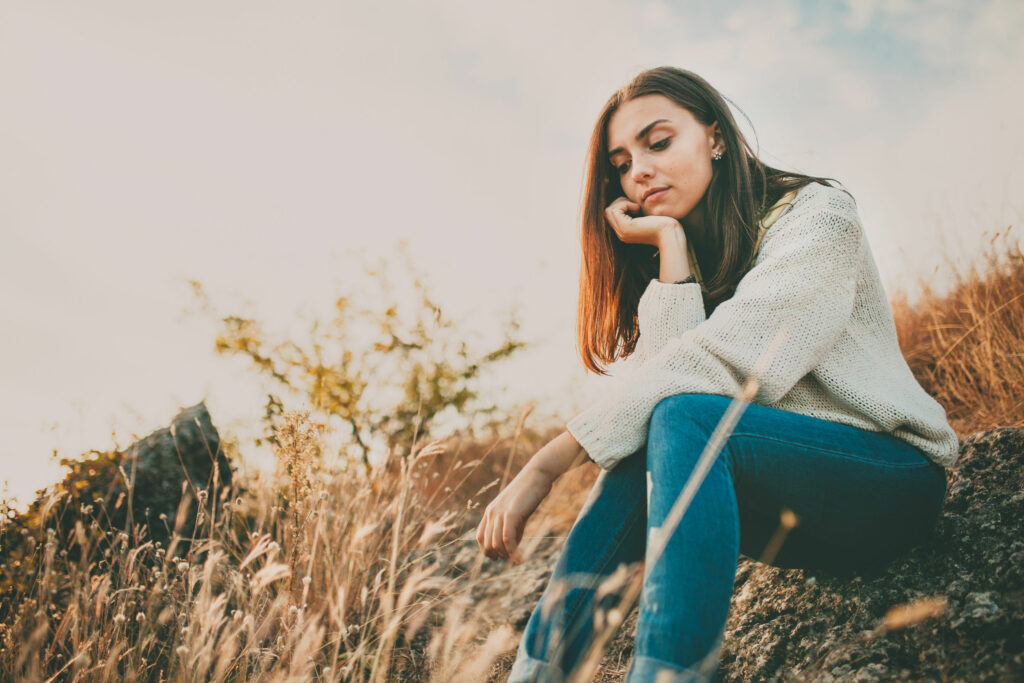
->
[[0, 410, 528, 681]]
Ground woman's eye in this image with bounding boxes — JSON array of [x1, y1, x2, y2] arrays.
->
[[613, 138, 671, 174]]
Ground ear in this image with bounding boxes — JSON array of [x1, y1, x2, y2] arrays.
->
[[709, 122, 724, 152]]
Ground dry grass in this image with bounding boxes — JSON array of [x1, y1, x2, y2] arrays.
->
[[0, 411, 548, 682], [0, 400, 599, 682], [409, 405, 599, 540], [2, 232, 1022, 681], [891, 229, 1024, 435]]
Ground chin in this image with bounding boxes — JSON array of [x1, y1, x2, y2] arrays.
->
[[666, 202, 692, 221], [646, 206, 677, 218]]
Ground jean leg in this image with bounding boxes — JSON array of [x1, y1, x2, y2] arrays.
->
[[627, 395, 741, 683], [626, 393, 948, 682], [507, 447, 647, 683], [723, 402, 947, 573]]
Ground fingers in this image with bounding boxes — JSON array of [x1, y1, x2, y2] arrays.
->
[[604, 198, 638, 221], [604, 197, 641, 240], [502, 516, 523, 564], [476, 507, 503, 561], [475, 514, 490, 557], [476, 505, 523, 563], [490, 512, 506, 560], [607, 196, 639, 213], [479, 512, 499, 561]]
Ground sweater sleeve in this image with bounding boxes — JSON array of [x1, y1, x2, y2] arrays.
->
[[631, 279, 707, 366], [568, 198, 866, 470]]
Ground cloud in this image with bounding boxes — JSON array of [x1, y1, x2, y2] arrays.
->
[[871, 0, 1024, 72], [843, 0, 881, 32]]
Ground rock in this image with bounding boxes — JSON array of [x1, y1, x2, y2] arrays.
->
[[0, 402, 233, 617], [716, 427, 1024, 681], [122, 402, 232, 541]]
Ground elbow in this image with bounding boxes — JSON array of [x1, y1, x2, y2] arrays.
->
[[751, 346, 834, 405], [755, 377, 792, 405]]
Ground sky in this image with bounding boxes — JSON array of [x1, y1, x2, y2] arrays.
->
[[2, 0, 1023, 507]]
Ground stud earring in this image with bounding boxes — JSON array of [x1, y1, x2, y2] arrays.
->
[[712, 149, 724, 161]]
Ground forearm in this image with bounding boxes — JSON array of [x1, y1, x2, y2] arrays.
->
[[657, 224, 692, 283], [522, 430, 591, 482]]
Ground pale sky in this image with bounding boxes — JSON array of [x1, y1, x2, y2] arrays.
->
[[2, 0, 1023, 507]]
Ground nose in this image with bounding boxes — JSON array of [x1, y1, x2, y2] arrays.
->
[[630, 154, 654, 184]]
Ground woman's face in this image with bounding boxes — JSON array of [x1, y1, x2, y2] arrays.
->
[[606, 94, 723, 229]]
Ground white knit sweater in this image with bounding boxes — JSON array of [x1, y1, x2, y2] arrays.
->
[[567, 181, 960, 471]]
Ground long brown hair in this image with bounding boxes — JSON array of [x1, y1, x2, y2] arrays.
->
[[577, 66, 846, 375]]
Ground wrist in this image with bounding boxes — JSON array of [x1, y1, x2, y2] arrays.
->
[[656, 222, 686, 251], [656, 222, 692, 283], [522, 462, 558, 489]]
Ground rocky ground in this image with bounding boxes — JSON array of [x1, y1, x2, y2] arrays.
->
[[458, 427, 1024, 682]]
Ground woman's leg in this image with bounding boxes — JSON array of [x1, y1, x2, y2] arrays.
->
[[507, 446, 648, 683], [627, 393, 947, 683]]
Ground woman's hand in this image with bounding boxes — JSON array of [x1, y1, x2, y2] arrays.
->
[[605, 196, 685, 248], [476, 465, 555, 564]]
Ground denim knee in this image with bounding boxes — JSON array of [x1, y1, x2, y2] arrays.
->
[[650, 394, 733, 438], [648, 394, 734, 466]]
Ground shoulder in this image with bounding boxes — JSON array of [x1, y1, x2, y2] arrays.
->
[[758, 181, 864, 260], [785, 181, 859, 220]]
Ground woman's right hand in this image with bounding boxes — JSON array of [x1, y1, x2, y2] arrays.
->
[[476, 465, 555, 564], [605, 196, 684, 248]]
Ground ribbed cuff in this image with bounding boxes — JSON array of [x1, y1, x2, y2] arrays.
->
[[637, 279, 706, 359], [567, 407, 622, 471]]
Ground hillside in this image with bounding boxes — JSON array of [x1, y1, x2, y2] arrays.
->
[[1, 234, 1022, 681]]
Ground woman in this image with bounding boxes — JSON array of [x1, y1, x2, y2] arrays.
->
[[476, 67, 958, 682]]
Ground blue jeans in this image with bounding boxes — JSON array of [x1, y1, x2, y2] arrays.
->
[[506, 393, 948, 682]]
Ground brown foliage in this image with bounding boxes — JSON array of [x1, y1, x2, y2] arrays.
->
[[409, 405, 598, 538], [891, 230, 1024, 435]]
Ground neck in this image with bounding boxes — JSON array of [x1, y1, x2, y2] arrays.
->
[[681, 202, 709, 255]]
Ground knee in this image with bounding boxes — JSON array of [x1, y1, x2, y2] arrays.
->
[[647, 395, 729, 473], [649, 393, 731, 442]]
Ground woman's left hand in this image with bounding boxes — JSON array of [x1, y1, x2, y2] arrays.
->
[[476, 465, 554, 564], [605, 196, 684, 248]]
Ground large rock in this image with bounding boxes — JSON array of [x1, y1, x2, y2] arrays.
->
[[481, 427, 1024, 681], [716, 427, 1024, 681], [122, 401, 232, 541], [0, 402, 233, 617]]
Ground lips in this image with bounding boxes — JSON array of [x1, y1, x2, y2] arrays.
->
[[643, 187, 670, 203]]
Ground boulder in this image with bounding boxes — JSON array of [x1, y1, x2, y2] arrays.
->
[[0, 402, 233, 617], [716, 427, 1024, 681], [122, 401, 232, 541]]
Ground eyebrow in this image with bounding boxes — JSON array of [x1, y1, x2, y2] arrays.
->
[[608, 119, 671, 158]]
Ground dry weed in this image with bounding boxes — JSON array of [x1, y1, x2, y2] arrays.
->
[[892, 229, 1024, 434]]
